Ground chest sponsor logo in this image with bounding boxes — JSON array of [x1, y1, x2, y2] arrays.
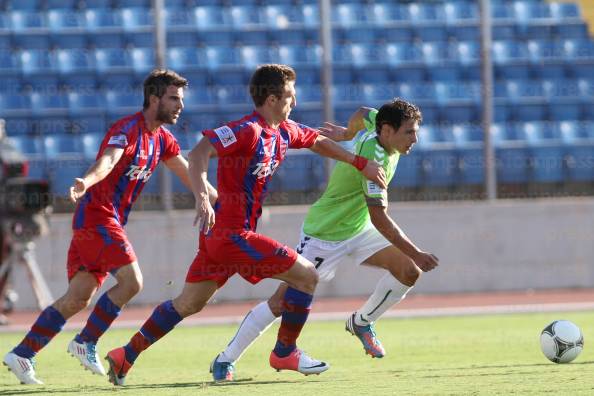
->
[[214, 125, 237, 147], [126, 164, 153, 182], [251, 161, 279, 179]]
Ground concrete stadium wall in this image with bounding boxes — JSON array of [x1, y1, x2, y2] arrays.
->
[[9, 198, 594, 310]]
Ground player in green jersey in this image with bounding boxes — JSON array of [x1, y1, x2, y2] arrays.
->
[[210, 98, 439, 381]]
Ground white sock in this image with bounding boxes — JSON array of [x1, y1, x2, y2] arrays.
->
[[219, 301, 278, 363], [354, 273, 412, 326]]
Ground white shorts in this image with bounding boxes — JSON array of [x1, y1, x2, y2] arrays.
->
[[295, 223, 392, 282]]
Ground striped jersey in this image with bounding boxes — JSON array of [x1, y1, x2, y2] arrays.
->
[[73, 112, 180, 229], [203, 111, 319, 231]]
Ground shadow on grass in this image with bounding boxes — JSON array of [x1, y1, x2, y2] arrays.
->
[[0, 378, 323, 395]]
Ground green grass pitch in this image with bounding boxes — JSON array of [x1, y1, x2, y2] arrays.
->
[[1, 311, 593, 395]]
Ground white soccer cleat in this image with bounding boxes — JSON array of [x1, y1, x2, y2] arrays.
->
[[68, 339, 107, 376], [2, 351, 44, 385]]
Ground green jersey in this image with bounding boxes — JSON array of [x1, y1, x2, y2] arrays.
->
[[303, 109, 400, 241]]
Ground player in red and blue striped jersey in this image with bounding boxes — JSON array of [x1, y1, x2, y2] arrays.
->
[[2, 70, 214, 385], [105, 64, 387, 385]]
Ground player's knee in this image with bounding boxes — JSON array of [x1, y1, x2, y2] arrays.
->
[[402, 261, 422, 286], [267, 294, 285, 317], [302, 266, 319, 291]]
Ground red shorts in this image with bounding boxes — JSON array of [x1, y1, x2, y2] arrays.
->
[[67, 225, 137, 286], [185, 228, 298, 287]]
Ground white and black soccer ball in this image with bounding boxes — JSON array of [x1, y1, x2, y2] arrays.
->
[[540, 320, 584, 363]]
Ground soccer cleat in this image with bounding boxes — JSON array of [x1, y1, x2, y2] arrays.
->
[[210, 353, 234, 382], [105, 347, 132, 386], [2, 351, 43, 385], [345, 313, 386, 358], [68, 339, 106, 376], [269, 349, 329, 375]]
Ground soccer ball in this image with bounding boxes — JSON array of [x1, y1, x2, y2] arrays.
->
[[540, 320, 584, 363]]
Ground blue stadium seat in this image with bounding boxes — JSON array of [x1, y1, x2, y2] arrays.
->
[[215, 86, 249, 105], [43, 135, 79, 158], [562, 39, 594, 59], [273, 45, 318, 66], [526, 40, 563, 62], [10, 11, 46, 31], [8, 135, 44, 155], [420, 42, 448, 65], [557, 120, 594, 181], [130, 47, 155, 74], [332, 3, 367, 26], [71, 116, 106, 135], [521, 121, 565, 183], [120, 7, 152, 31], [46, 0, 77, 8], [392, 149, 421, 188], [194, 7, 226, 30], [239, 46, 272, 69], [492, 40, 528, 64], [549, 2, 580, 19], [105, 90, 143, 115], [55, 49, 94, 74], [261, 5, 303, 28], [443, 2, 478, 23], [225, 6, 262, 29], [183, 87, 216, 107], [94, 48, 132, 73], [302, 4, 320, 27], [435, 82, 481, 104], [549, 102, 581, 121], [0, 51, 20, 75], [450, 41, 480, 65], [114, 0, 151, 7], [8, 0, 40, 10], [0, 94, 31, 114], [19, 49, 56, 75], [84, 0, 112, 7], [165, 8, 194, 27], [166, 47, 204, 71], [408, 3, 440, 24], [80, 133, 102, 160], [556, 23, 588, 39], [30, 93, 69, 116], [84, 9, 121, 30], [68, 92, 104, 113], [339, 27, 376, 44], [127, 32, 153, 47], [47, 9, 82, 31], [367, 3, 406, 24], [204, 46, 240, 69], [3, 118, 30, 135], [12, 33, 51, 49], [296, 85, 322, 103]]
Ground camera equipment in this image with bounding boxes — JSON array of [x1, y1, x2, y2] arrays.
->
[[1, 137, 54, 310]]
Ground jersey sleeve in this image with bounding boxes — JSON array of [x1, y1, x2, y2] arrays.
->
[[159, 130, 181, 161], [284, 121, 320, 149], [202, 123, 258, 157], [104, 120, 131, 150], [359, 138, 388, 207], [363, 109, 379, 133]]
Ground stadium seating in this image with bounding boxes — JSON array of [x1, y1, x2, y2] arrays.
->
[[1, 0, 593, 194]]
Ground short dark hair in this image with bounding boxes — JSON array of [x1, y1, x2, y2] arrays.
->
[[143, 69, 188, 109], [376, 98, 422, 134], [249, 64, 297, 107]]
